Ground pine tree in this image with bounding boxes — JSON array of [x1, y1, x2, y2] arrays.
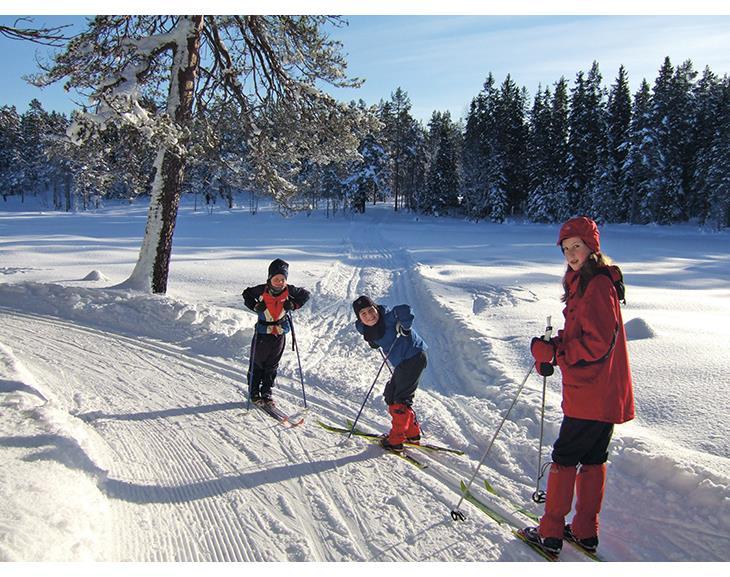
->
[[349, 133, 386, 213], [605, 66, 633, 221], [695, 75, 730, 229], [461, 74, 500, 220], [526, 86, 553, 222], [690, 67, 721, 222], [549, 77, 571, 221], [0, 106, 23, 201], [19, 99, 51, 201], [623, 80, 660, 224], [495, 75, 529, 217], [426, 111, 461, 215]]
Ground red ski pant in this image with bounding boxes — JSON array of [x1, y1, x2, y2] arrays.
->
[[387, 403, 420, 445]]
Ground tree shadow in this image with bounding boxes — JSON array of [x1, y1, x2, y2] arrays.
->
[[75, 401, 247, 423], [101, 446, 379, 505]]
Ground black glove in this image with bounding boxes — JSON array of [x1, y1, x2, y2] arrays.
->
[[396, 321, 411, 337], [367, 340, 380, 349], [254, 300, 267, 313], [283, 300, 295, 311]]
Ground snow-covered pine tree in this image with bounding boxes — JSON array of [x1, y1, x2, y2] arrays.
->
[[0, 106, 23, 201], [19, 99, 51, 202], [567, 63, 607, 217], [550, 78, 571, 221], [33, 16, 368, 293], [526, 86, 553, 222], [460, 74, 499, 221], [495, 75, 529, 218], [426, 111, 461, 215], [605, 66, 633, 222], [350, 132, 386, 213], [645, 57, 698, 224], [694, 74, 730, 229], [690, 67, 721, 222], [380, 88, 422, 212], [624, 80, 657, 224]]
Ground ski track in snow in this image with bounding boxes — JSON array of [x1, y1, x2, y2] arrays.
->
[[1, 213, 729, 562]]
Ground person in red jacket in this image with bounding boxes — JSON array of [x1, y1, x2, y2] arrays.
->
[[522, 216, 634, 556]]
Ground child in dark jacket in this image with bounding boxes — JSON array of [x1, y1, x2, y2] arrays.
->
[[242, 259, 310, 406], [352, 295, 428, 452]]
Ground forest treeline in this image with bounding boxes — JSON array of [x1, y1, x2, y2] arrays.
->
[[1, 56, 728, 228]]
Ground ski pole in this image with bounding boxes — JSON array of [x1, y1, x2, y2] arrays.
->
[[532, 316, 553, 504], [347, 338, 397, 439], [451, 362, 535, 521], [246, 322, 259, 411], [380, 348, 394, 375], [287, 312, 308, 409]]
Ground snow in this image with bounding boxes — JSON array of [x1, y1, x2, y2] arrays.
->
[[0, 195, 728, 569]]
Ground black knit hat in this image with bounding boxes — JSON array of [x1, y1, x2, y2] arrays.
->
[[268, 258, 289, 280], [352, 295, 376, 316]]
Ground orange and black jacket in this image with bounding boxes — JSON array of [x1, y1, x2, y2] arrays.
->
[[242, 283, 310, 335]]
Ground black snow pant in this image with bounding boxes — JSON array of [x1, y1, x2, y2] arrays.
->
[[383, 351, 427, 406], [248, 333, 286, 399], [551, 415, 614, 467]]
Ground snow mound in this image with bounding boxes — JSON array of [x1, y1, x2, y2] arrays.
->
[[624, 317, 657, 340], [0, 281, 252, 360], [0, 342, 112, 560], [82, 270, 109, 281]]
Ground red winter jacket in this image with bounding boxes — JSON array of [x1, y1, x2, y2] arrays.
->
[[555, 268, 635, 424]]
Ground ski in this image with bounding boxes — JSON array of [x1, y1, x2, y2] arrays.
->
[[254, 401, 305, 428], [483, 479, 540, 522], [457, 481, 555, 561], [317, 421, 427, 469], [317, 420, 464, 455], [513, 528, 559, 562], [458, 480, 511, 525], [460, 479, 603, 562]]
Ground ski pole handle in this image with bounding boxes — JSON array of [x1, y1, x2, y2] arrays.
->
[[543, 315, 553, 341]]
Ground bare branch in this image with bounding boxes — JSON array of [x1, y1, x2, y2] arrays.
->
[[0, 18, 74, 47]]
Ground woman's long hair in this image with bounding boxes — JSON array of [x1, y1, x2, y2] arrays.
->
[[561, 252, 613, 302]]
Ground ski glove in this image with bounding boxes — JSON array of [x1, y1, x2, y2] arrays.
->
[[531, 337, 556, 377], [254, 300, 267, 313], [283, 300, 295, 311], [367, 340, 380, 349], [396, 321, 411, 337]]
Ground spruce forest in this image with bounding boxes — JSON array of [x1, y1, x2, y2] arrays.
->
[[1, 56, 729, 229]]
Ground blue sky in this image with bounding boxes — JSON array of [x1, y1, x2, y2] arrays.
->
[[1, 11, 729, 123]]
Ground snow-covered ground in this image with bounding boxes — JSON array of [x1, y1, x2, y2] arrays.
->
[[1, 195, 728, 568]]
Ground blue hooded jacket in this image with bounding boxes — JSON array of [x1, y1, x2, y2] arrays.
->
[[355, 304, 427, 367]]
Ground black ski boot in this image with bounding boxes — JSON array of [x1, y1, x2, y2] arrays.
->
[[379, 436, 404, 453], [522, 527, 562, 555], [564, 524, 598, 553]]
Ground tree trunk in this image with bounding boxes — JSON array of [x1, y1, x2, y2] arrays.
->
[[120, 16, 203, 294]]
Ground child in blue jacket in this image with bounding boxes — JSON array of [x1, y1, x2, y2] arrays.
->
[[352, 295, 428, 452]]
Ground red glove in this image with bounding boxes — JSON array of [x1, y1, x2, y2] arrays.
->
[[531, 337, 556, 376]]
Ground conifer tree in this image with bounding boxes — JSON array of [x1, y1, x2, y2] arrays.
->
[[567, 63, 607, 216], [526, 86, 553, 222], [426, 111, 461, 215], [605, 65, 633, 221], [0, 106, 23, 201]]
